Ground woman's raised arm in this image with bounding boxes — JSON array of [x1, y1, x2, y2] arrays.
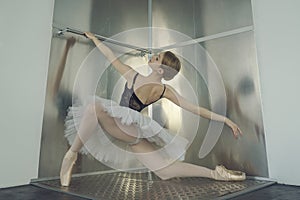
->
[[84, 32, 137, 80], [164, 85, 243, 138]]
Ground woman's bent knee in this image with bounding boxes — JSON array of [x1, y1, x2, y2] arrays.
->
[[85, 103, 105, 118]]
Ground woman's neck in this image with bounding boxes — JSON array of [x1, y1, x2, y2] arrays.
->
[[145, 72, 163, 83]]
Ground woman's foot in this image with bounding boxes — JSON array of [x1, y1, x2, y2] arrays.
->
[[211, 165, 246, 181], [60, 149, 78, 186]]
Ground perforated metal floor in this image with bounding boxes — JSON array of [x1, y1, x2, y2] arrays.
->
[[32, 172, 275, 200]]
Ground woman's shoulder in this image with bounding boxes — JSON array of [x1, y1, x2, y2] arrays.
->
[[160, 84, 180, 99], [150, 83, 167, 97]]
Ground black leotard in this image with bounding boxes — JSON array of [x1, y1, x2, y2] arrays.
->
[[119, 73, 166, 112]]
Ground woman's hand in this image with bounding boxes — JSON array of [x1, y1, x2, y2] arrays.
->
[[84, 32, 97, 40], [225, 118, 243, 139]]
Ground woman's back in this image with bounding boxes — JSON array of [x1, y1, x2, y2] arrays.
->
[[120, 73, 166, 112]]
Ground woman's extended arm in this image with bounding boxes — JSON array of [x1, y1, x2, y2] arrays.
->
[[164, 85, 242, 138], [84, 32, 136, 80]]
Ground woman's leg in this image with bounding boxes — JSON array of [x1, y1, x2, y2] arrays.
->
[[60, 102, 139, 186], [94, 103, 140, 143], [130, 139, 214, 180], [60, 103, 100, 186], [69, 102, 139, 153], [130, 139, 245, 181]]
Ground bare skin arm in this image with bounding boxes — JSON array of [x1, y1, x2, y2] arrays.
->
[[164, 85, 243, 138], [84, 32, 137, 81]]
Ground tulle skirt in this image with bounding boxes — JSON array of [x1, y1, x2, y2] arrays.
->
[[64, 96, 189, 171]]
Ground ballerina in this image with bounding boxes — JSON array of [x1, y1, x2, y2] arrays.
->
[[60, 32, 246, 186]]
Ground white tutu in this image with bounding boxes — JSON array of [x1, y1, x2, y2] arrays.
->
[[64, 96, 189, 171]]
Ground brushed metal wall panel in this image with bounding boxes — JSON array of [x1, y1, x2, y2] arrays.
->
[[194, 0, 253, 37], [150, 0, 267, 177], [53, 0, 93, 30], [185, 31, 268, 177], [152, 0, 196, 38], [39, 0, 268, 178], [90, 0, 148, 37]]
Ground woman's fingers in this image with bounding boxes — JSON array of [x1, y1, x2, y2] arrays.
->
[[231, 125, 242, 139], [234, 129, 239, 139], [84, 32, 93, 39], [238, 127, 243, 135]]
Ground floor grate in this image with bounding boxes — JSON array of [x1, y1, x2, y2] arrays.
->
[[32, 172, 274, 200]]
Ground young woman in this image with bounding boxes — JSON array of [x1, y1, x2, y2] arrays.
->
[[60, 32, 245, 186]]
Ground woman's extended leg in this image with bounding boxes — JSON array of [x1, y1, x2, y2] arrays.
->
[[130, 139, 213, 180], [130, 139, 245, 181]]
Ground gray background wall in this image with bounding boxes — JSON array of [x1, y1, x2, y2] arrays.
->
[[0, 0, 54, 188], [252, 0, 300, 186], [0, 0, 300, 188]]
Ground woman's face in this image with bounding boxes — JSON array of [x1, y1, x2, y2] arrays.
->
[[148, 52, 164, 70]]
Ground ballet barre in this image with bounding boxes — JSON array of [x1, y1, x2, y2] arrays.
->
[[157, 25, 254, 52], [55, 25, 253, 56], [56, 26, 152, 56]]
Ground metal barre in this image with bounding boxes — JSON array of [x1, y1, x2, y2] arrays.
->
[[57, 27, 152, 56], [156, 25, 254, 52], [56, 25, 253, 55]]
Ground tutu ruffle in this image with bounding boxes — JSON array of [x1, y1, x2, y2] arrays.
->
[[64, 96, 189, 171]]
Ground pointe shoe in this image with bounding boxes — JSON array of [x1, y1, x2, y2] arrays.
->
[[211, 165, 246, 181], [60, 150, 78, 186]]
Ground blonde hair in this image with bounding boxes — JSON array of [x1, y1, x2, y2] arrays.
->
[[161, 51, 181, 81]]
